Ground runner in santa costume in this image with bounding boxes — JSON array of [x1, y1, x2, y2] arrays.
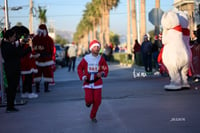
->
[[77, 40, 109, 123], [32, 24, 54, 92]]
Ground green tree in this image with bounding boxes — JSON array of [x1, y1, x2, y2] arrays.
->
[[38, 6, 47, 24], [148, 30, 154, 42], [110, 32, 120, 46], [84, 1, 101, 40], [73, 0, 120, 52], [101, 0, 120, 44], [16, 22, 23, 26], [55, 34, 68, 46]]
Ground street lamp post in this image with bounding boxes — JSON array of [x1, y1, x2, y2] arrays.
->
[[4, 0, 9, 29], [1, 2, 23, 30], [29, 0, 33, 34]]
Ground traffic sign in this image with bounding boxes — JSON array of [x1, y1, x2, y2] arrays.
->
[[148, 8, 164, 26]]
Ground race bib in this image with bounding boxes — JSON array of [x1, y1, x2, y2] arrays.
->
[[88, 64, 99, 73]]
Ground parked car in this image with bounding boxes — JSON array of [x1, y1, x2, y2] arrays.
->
[[55, 44, 66, 67]]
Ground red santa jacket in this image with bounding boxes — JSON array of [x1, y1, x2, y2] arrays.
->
[[77, 54, 109, 89], [32, 35, 54, 67], [21, 43, 38, 75], [52, 45, 56, 62], [191, 43, 200, 76]]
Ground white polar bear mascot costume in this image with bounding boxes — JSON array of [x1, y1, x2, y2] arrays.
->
[[176, 10, 193, 76], [161, 11, 190, 90]]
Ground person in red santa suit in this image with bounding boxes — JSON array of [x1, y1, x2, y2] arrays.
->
[[32, 24, 54, 93], [20, 32, 40, 99], [49, 45, 56, 86], [77, 40, 109, 123], [157, 33, 168, 76]]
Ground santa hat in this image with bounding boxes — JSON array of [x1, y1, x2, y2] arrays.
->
[[159, 33, 162, 40], [37, 24, 48, 37], [143, 34, 149, 40], [154, 35, 158, 40], [89, 40, 100, 51]]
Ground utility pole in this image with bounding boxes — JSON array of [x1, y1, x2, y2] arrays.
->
[[29, 0, 33, 34], [4, 0, 9, 29]]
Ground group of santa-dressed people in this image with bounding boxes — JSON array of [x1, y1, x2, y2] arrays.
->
[[0, 24, 55, 113], [0, 27, 109, 122]]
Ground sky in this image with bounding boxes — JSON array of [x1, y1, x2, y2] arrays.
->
[[0, 0, 174, 36]]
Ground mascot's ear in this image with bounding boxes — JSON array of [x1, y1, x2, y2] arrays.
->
[[161, 11, 180, 30]]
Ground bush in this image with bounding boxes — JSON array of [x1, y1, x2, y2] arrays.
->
[[112, 53, 134, 65]]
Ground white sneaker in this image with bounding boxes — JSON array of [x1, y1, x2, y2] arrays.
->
[[49, 82, 55, 86], [182, 83, 190, 88], [194, 78, 199, 82], [21, 93, 29, 98], [164, 84, 182, 90], [28, 93, 38, 99]]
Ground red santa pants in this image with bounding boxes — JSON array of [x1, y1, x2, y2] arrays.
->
[[34, 66, 53, 82], [84, 88, 102, 119]]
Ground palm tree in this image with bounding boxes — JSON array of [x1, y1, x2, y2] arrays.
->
[[92, 0, 104, 45], [74, 17, 92, 49], [84, 3, 95, 40], [84, 2, 101, 41], [131, 0, 137, 43], [74, 5, 93, 50], [101, 0, 119, 45], [29, 0, 33, 33], [155, 0, 160, 8], [127, 0, 131, 53], [90, 0, 106, 45], [38, 6, 47, 24], [155, 0, 160, 35], [140, 0, 146, 43], [83, 16, 93, 49], [73, 0, 120, 52]]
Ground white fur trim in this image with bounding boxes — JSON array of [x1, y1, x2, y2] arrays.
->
[[21, 69, 38, 75], [37, 29, 47, 37], [84, 54, 101, 64], [89, 43, 100, 51], [43, 77, 53, 82], [82, 75, 87, 80], [34, 77, 41, 82], [82, 84, 103, 89], [36, 60, 54, 67], [34, 77, 52, 82]]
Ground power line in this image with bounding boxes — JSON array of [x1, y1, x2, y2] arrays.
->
[[8, 12, 128, 18]]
